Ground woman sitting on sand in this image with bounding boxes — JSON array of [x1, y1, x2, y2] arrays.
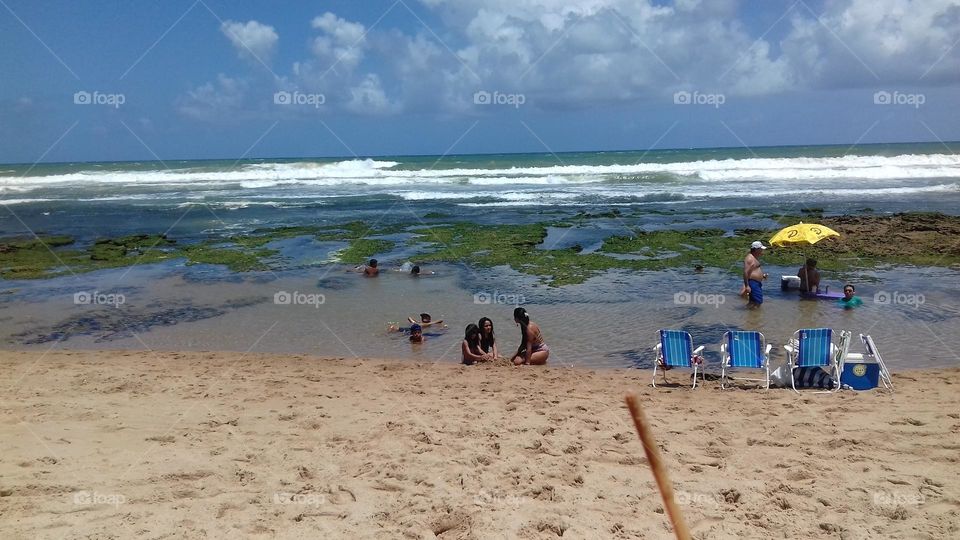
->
[[510, 307, 549, 366], [478, 317, 498, 359], [461, 324, 491, 365]]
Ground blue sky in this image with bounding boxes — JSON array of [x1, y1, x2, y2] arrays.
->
[[1, 0, 959, 163]]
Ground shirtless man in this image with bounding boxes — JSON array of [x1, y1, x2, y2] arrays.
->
[[741, 241, 769, 306], [798, 258, 820, 293]]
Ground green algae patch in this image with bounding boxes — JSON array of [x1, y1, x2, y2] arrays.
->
[[2, 212, 956, 283], [333, 239, 396, 264], [179, 243, 274, 272], [410, 223, 621, 286], [230, 226, 322, 248], [600, 229, 746, 272], [316, 220, 406, 241], [0, 234, 178, 279]]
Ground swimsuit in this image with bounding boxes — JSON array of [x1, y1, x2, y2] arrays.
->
[[748, 279, 763, 304], [531, 342, 549, 353]]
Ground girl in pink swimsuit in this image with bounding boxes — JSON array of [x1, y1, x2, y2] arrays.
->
[[511, 307, 549, 366]]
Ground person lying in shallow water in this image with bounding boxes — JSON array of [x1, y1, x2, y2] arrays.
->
[[406, 313, 445, 328], [352, 258, 379, 276], [408, 324, 424, 343], [510, 307, 548, 366]]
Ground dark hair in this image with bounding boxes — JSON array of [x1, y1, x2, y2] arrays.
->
[[369, 258, 378, 267], [478, 317, 495, 353], [514, 307, 530, 354], [410, 323, 422, 333], [420, 313, 431, 322], [411, 265, 420, 275], [464, 323, 481, 343], [843, 283, 855, 292], [806, 258, 817, 267]]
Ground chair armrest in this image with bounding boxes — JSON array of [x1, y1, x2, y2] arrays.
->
[[783, 344, 794, 354], [654, 343, 662, 352], [764, 344, 772, 354], [693, 345, 705, 354]]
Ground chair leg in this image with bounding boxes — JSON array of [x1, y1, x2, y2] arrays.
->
[[720, 364, 727, 390], [652, 364, 658, 388], [691, 364, 698, 389], [791, 366, 800, 394]]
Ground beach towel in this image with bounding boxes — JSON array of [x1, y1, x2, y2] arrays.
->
[[791, 367, 836, 389]]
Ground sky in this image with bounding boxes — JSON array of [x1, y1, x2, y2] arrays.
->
[[1, 0, 959, 163]]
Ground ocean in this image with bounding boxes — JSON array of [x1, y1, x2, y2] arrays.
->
[[2, 142, 959, 370], [2, 142, 960, 239]]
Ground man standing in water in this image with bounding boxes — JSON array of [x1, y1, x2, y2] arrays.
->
[[741, 241, 769, 307]]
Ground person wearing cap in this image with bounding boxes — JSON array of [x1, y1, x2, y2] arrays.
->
[[741, 241, 769, 306]]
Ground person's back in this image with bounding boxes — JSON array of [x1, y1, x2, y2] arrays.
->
[[798, 258, 820, 293], [363, 258, 379, 277]]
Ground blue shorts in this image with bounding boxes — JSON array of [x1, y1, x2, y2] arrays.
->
[[748, 279, 763, 304]]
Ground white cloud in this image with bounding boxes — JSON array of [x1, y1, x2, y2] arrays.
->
[[311, 12, 368, 72], [186, 1, 960, 121], [221, 20, 279, 63], [346, 74, 398, 114], [780, 0, 960, 86], [177, 74, 250, 121]]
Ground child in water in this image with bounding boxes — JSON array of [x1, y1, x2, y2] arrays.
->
[[409, 324, 424, 343]]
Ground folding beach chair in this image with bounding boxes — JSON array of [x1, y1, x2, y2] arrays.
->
[[861, 334, 894, 390], [783, 328, 840, 394], [719, 331, 772, 389], [653, 330, 705, 389]]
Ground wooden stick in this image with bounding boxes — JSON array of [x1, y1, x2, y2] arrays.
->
[[625, 394, 692, 540]]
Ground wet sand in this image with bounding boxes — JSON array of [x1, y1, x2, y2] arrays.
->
[[1, 350, 958, 539]]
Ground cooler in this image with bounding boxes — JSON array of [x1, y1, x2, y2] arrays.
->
[[840, 358, 881, 390]]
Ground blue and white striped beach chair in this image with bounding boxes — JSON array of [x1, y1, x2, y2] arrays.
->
[[653, 330, 705, 389], [719, 331, 772, 389], [783, 328, 840, 393]]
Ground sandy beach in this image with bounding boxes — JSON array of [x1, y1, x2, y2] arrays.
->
[[1, 350, 957, 539]]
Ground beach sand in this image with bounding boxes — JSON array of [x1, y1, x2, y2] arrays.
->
[[1, 350, 958, 539]]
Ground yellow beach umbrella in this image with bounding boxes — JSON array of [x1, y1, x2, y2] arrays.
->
[[769, 222, 840, 247]]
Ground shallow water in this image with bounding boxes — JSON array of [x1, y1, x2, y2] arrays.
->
[[2, 258, 957, 372]]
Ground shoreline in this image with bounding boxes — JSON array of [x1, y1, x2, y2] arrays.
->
[[2, 349, 958, 538]]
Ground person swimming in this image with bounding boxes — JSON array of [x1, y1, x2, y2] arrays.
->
[[461, 323, 490, 364], [406, 313, 445, 328], [478, 317, 498, 359], [510, 307, 548, 366], [354, 258, 379, 277], [838, 283, 863, 309], [409, 323, 424, 343]]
